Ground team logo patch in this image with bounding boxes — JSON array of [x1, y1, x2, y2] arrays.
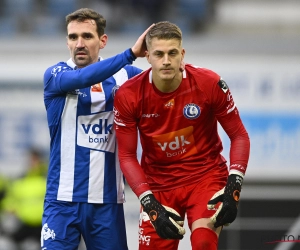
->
[[183, 103, 201, 119], [218, 79, 229, 93]]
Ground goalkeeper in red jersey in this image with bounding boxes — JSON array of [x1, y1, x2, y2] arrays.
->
[[114, 21, 250, 250]]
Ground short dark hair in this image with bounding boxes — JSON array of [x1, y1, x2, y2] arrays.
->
[[65, 8, 106, 37], [146, 21, 182, 48]]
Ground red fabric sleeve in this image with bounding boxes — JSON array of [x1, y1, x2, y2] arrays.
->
[[210, 78, 250, 175], [218, 110, 250, 175], [116, 129, 151, 197]]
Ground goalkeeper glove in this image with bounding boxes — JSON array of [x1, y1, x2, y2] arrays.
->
[[139, 192, 185, 239], [207, 173, 243, 228]]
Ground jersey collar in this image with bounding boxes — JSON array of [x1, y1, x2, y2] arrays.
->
[[66, 57, 103, 70], [148, 68, 187, 84]]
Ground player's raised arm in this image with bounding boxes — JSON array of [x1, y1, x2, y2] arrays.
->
[[131, 23, 155, 57]]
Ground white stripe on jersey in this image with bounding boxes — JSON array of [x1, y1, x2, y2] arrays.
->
[[113, 68, 129, 88], [57, 93, 78, 201], [88, 149, 105, 203], [115, 144, 125, 202], [90, 68, 129, 113], [91, 82, 106, 113]]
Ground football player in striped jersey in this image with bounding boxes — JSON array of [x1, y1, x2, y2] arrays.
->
[[42, 8, 153, 250]]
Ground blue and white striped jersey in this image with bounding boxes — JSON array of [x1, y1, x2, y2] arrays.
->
[[43, 49, 142, 203]]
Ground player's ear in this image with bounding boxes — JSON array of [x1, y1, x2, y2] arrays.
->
[[181, 48, 185, 60], [99, 34, 108, 49], [145, 51, 151, 64]]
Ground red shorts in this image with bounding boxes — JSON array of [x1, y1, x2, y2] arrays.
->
[[138, 165, 228, 250]]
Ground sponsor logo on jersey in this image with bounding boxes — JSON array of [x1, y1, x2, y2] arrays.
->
[[139, 211, 151, 246], [218, 79, 229, 93], [152, 126, 197, 159], [81, 119, 112, 135], [183, 103, 201, 120], [139, 228, 151, 246], [142, 113, 160, 118], [77, 111, 115, 152], [91, 83, 103, 92]]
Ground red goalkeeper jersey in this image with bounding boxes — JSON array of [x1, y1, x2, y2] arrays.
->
[[114, 64, 250, 197]]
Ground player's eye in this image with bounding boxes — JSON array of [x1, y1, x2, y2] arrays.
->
[[68, 35, 77, 40], [169, 50, 178, 56], [84, 34, 93, 39], [154, 52, 163, 57]]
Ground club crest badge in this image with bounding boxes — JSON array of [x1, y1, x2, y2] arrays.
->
[[183, 103, 201, 120]]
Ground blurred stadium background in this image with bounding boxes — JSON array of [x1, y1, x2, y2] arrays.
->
[[0, 0, 300, 249]]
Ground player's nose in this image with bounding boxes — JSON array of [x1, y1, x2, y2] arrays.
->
[[163, 54, 171, 64], [76, 37, 85, 48]]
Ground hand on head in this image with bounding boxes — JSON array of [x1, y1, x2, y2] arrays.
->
[[131, 24, 155, 58]]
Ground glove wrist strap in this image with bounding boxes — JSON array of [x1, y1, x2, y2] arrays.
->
[[139, 190, 153, 202], [229, 169, 244, 178]]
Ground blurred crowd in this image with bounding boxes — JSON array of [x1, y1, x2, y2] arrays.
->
[[0, 0, 218, 36], [0, 148, 47, 250]]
